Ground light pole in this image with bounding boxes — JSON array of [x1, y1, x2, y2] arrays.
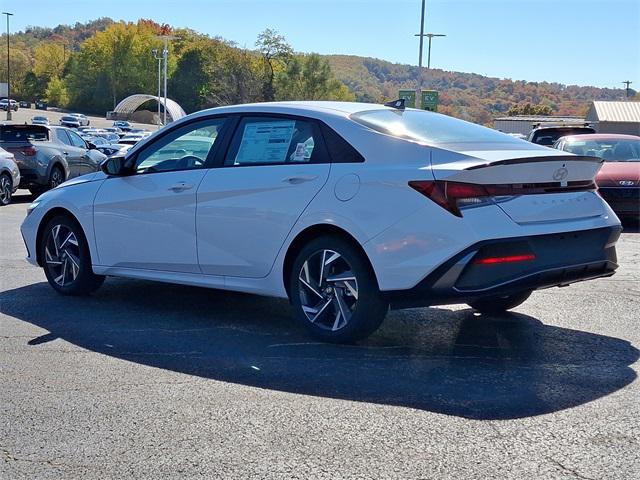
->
[[622, 80, 633, 98], [2, 12, 13, 121], [414, 1, 445, 108], [156, 35, 176, 125], [425, 33, 446, 69], [152, 48, 162, 127]]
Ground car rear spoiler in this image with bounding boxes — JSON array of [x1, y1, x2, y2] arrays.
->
[[465, 155, 603, 171]]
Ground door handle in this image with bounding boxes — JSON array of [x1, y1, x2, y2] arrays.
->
[[282, 175, 318, 184], [62, 151, 68, 155], [168, 182, 194, 192]]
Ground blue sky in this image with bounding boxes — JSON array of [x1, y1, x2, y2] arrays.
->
[[6, 0, 639, 89]]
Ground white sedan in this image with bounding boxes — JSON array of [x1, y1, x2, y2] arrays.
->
[[21, 101, 621, 342]]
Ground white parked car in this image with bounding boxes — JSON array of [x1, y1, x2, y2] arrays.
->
[[0, 146, 20, 206], [20, 101, 621, 342], [68, 113, 90, 126]]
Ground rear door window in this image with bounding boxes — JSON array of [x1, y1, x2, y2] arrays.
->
[[225, 116, 329, 166], [55, 129, 72, 145], [67, 130, 87, 148]]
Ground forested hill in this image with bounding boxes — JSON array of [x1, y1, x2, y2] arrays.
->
[[2, 19, 632, 125], [325, 55, 628, 123]]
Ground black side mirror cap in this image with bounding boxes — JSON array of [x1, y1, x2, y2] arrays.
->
[[100, 155, 129, 176]]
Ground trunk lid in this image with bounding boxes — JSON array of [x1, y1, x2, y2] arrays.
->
[[0, 124, 49, 163], [430, 148, 606, 224]]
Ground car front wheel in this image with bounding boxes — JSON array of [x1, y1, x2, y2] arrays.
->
[[290, 235, 388, 343], [39, 215, 105, 296]]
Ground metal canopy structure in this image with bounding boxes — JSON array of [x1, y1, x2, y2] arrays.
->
[[113, 94, 186, 123]]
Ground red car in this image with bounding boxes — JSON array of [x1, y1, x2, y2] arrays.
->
[[555, 134, 640, 219]]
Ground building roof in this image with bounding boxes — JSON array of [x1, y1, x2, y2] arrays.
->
[[493, 115, 583, 122], [587, 101, 640, 123]]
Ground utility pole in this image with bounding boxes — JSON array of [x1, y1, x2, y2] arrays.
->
[[622, 80, 633, 98], [414, 2, 445, 109], [2, 11, 13, 121], [152, 49, 162, 127]]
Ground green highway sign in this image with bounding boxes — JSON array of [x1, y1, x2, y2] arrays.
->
[[398, 89, 416, 108], [421, 90, 439, 111]]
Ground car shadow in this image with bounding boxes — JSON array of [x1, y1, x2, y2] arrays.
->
[[11, 191, 34, 204], [1, 278, 637, 420], [622, 217, 639, 233]]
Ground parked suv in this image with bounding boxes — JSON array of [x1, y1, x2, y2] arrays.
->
[[0, 99, 19, 111], [0, 146, 20, 206], [0, 124, 107, 196], [526, 123, 596, 146]]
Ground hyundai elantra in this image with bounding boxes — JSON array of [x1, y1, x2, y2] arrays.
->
[[21, 101, 621, 342]]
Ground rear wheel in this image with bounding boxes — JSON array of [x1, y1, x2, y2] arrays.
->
[[30, 165, 65, 197], [39, 215, 105, 296], [0, 173, 12, 206], [290, 235, 388, 343], [468, 291, 532, 314]]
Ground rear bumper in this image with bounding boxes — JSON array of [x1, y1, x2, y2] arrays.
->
[[599, 187, 639, 218], [385, 226, 620, 308]]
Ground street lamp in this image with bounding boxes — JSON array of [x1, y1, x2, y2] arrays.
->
[[152, 48, 163, 127], [2, 11, 13, 121], [156, 35, 176, 125], [414, 1, 445, 107], [423, 33, 446, 70]]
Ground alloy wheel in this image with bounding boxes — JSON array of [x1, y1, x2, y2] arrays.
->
[[298, 249, 359, 331], [0, 175, 11, 205], [50, 169, 64, 189], [45, 224, 81, 287]]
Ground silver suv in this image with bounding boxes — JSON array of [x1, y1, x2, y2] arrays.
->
[[0, 124, 107, 196]]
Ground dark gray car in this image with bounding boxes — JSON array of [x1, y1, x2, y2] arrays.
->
[[0, 124, 107, 196]]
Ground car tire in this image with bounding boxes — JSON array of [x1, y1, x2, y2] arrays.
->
[[48, 165, 65, 189], [290, 235, 388, 343], [0, 173, 13, 206], [39, 215, 105, 296], [468, 291, 532, 315]]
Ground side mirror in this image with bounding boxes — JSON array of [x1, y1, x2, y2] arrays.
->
[[87, 141, 97, 150], [101, 155, 129, 176]]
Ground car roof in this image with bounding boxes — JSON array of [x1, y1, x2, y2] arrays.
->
[[191, 101, 396, 120], [561, 133, 640, 141]]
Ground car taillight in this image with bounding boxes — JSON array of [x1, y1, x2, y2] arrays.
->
[[22, 146, 37, 156], [408, 180, 490, 217], [408, 180, 598, 217]]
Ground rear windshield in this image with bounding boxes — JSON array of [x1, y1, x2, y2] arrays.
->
[[564, 139, 640, 162], [351, 109, 525, 146], [0, 125, 49, 142], [61, 116, 79, 122], [532, 127, 595, 146]]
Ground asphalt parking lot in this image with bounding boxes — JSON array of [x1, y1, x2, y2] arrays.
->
[[1, 192, 639, 479], [0, 108, 156, 131]]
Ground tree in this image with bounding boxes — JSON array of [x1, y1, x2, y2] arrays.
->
[[45, 76, 69, 106], [0, 48, 31, 98], [275, 53, 354, 101], [507, 102, 553, 116], [34, 42, 67, 80], [255, 29, 292, 101], [65, 21, 168, 113], [169, 37, 263, 112]]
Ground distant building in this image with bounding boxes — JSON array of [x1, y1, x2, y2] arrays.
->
[[586, 101, 640, 136], [493, 115, 585, 135]]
